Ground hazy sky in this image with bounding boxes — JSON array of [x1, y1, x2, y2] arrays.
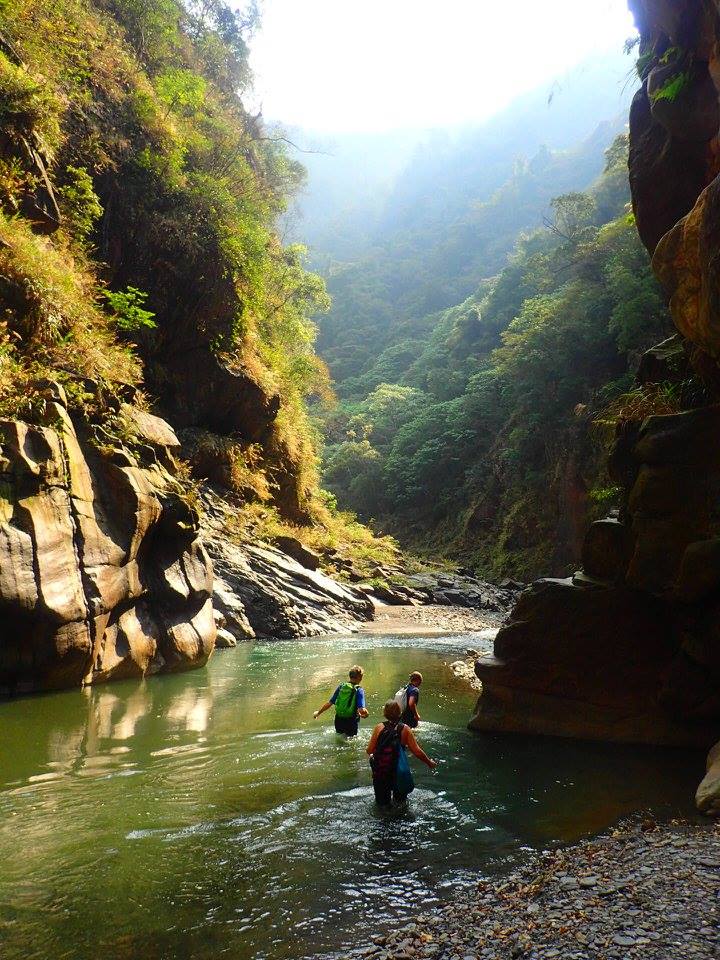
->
[[249, 0, 636, 131]]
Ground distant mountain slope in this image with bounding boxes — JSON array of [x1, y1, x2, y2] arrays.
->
[[295, 53, 637, 391]]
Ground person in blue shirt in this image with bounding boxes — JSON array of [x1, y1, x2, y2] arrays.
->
[[401, 671, 423, 728], [313, 665, 369, 737]]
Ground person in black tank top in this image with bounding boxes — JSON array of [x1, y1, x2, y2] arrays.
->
[[401, 671, 423, 728], [366, 700, 437, 806]]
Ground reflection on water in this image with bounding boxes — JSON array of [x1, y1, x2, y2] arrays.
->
[[0, 631, 704, 960]]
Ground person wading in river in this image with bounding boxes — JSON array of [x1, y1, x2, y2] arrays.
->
[[366, 700, 437, 807], [395, 671, 423, 728], [313, 665, 369, 737]]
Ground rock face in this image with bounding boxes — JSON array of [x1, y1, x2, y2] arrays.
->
[[200, 489, 374, 638], [697, 740, 720, 816], [473, 0, 720, 755], [0, 392, 216, 695], [472, 405, 720, 747]]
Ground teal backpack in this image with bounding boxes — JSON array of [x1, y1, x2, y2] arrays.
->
[[334, 682, 359, 718]]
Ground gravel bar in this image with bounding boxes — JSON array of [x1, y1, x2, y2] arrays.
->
[[360, 604, 502, 635], [344, 817, 720, 960]]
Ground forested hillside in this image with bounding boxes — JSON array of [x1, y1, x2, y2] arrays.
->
[[0, 0, 326, 512], [306, 55, 635, 389], [321, 136, 673, 579]]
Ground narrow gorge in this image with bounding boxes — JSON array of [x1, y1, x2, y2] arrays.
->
[[1, 1, 720, 959]]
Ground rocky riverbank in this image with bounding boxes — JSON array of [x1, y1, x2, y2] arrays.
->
[[360, 605, 503, 636], [345, 817, 720, 960], [201, 484, 520, 645]]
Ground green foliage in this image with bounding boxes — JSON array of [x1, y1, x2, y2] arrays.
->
[[0, 0, 335, 524], [650, 70, 691, 103], [0, 212, 140, 417], [58, 166, 103, 240], [103, 286, 156, 332], [0, 51, 61, 156], [155, 68, 207, 116], [588, 484, 621, 505], [317, 124, 627, 395], [636, 51, 654, 79], [319, 137, 673, 579]]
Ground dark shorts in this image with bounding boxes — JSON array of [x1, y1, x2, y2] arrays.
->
[[372, 777, 408, 807], [401, 711, 418, 728], [334, 715, 359, 737]]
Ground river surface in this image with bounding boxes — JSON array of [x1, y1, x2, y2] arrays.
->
[[0, 630, 702, 960]]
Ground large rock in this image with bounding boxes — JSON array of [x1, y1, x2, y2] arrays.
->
[[471, 401, 720, 746], [653, 176, 720, 358], [471, 577, 716, 746], [0, 399, 215, 694], [628, 82, 711, 256], [647, 59, 719, 142], [581, 518, 632, 582], [273, 535, 321, 571], [200, 488, 373, 638], [675, 538, 720, 602], [696, 740, 720, 816]]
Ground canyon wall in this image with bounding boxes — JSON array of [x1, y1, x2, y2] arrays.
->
[[472, 0, 720, 754], [0, 385, 216, 694]]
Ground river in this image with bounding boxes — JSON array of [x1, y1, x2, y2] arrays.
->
[[0, 630, 701, 960]]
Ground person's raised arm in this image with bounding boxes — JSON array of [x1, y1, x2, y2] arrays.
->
[[313, 701, 333, 719], [403, 727, 437, 769], [366, 723, 384, 755]]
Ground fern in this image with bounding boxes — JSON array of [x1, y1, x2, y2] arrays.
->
[[650, 70, 691, 104]]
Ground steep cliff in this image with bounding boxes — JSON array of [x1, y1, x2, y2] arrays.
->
[[0, 1, 379, 694], [472, 1, 720, 761], [0, 384, 216, 694]]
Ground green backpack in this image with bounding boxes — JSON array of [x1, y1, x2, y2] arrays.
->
[[334, 682, 359, 718]]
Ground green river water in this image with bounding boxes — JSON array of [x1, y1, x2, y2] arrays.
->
[[0, 630, 703, 960]]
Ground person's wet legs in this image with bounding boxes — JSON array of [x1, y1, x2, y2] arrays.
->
[[334, 715, 359, 737], [373, 778, 393, 807]]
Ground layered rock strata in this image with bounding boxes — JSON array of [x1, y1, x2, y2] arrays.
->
[[0, 389, 215, 695], [200, 488, 374, 639]]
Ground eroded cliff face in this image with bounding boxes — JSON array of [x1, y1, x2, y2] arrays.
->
[[472, 0, 720, 753], [0, 385, 216, 694]]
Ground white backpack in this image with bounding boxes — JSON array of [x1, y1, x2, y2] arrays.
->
[[394, 685, 408, 712]]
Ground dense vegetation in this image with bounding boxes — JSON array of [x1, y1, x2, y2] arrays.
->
[[308, 55, 633, 393], [321, 137, 673, 579], [0, 0, 399, 567]]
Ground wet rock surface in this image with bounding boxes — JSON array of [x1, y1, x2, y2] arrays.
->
[[200, 488, 374, 639], [341, 818, 720, 960]]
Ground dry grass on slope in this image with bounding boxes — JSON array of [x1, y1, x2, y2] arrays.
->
[[0, 213, 141, 419]]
